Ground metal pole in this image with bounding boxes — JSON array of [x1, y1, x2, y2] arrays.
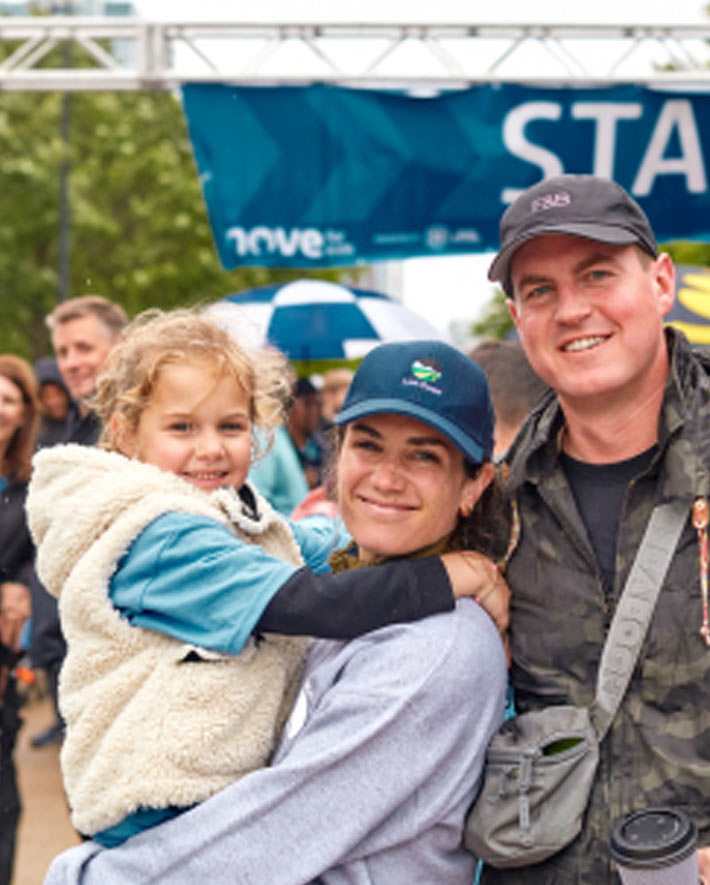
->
[[56, 0, 74, 303], [57, 89, 71, 303]]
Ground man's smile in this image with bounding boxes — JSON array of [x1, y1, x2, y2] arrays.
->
[[560, 334, 611, 353]]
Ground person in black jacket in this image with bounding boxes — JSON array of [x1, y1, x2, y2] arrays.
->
[[33, 356, 72, 450], [48, 295, 128, 448], [29, 296, 128, 747], [0, 354, 39, 885]]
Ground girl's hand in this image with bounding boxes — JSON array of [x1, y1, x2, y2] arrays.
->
[[441, 551, 510, 638]]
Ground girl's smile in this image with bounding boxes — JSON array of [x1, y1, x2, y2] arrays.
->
[[116, 359, 253, 493], [338, 413, 489, 564]]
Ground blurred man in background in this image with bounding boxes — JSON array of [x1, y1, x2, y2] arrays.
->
[[29, 295, 127, 747], [469, 340, 546, 459]]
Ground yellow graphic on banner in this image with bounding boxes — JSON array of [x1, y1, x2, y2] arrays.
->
[[667, 272, 710, 345]]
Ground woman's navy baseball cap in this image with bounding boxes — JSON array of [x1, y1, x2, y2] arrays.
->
[[335, 340, 494, 464]]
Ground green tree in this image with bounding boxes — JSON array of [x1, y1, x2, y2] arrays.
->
[[662, 241, 710, 268], [0, 85, 340, 361], [472, 287, 514, 340]]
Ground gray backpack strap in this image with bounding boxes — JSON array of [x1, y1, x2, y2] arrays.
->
[[593, 499, 688, 738]]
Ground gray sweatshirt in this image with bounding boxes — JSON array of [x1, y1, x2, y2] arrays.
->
[[44, 599, 507, 885]]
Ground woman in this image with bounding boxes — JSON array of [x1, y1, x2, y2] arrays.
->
[[0, 355, 39, 885], [45, 339, 509, 885]]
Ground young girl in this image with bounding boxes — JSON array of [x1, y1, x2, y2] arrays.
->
[[27, 309, 506, 849]]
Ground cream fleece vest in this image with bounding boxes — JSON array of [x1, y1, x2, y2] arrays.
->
[[27, 445, 308, 836]]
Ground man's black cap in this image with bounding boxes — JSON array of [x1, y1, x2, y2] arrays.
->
[[488, 175, 658, 295]]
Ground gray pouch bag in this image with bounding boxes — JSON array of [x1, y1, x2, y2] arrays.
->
[[465, 499, 688, 868], [464, 705, 598, 867]]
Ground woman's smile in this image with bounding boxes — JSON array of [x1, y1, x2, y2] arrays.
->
[[355, 493, 418, 516], [338, 413, 480, 564]]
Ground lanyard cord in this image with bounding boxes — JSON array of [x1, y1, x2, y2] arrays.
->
[[692, 497, 710, 647]]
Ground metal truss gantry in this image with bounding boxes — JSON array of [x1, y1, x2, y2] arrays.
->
[[0, 17, 709, 91]]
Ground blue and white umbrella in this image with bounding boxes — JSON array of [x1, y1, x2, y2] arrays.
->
[[208, 279, 447, 361]]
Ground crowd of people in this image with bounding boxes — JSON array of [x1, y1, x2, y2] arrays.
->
[[0, 174, 708, 885]]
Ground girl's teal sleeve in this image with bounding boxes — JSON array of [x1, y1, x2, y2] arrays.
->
[[109, 512, 298, 654]]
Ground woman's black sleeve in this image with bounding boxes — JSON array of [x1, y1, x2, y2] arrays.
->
[[256, 556, 454, 639]]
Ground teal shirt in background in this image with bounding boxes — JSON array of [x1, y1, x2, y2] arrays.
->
[[248, 426, 311, 517]]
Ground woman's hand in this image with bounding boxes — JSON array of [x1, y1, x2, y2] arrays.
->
[[441, 551, 510, 642], [0, 581, 31, 652], [698, 846, 710, 883], [0, 581, 31, 698]]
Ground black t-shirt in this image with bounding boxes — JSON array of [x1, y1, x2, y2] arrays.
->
[[560, 446, 657, 595]]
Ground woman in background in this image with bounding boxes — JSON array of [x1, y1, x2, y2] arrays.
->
[[0, 355, 39, 885]]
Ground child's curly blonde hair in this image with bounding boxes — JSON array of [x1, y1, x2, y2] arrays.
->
[[92, 307, 292, 459]]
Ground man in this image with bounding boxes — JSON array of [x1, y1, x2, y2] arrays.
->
[[48, 295, 128, 446], [483, 174, 710, 883], [469, 340, 546, 459], [291, 369, 355, 522], [34, 356, 71, 449], [29, 295, 127, 747], [319, 368, 353, 426], [313, 367, 353, 465], [286, 376, 322, 488]]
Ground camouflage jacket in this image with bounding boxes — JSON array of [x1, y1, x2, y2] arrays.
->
[[482, 328, 710, 885]]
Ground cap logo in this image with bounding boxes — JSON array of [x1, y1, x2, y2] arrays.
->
[[531, 191, 571, 214], [411, 358, 441, 383], [403, 357, 443, 396]]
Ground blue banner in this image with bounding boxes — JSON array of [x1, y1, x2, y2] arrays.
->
[[181, 82, 710, 268]]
